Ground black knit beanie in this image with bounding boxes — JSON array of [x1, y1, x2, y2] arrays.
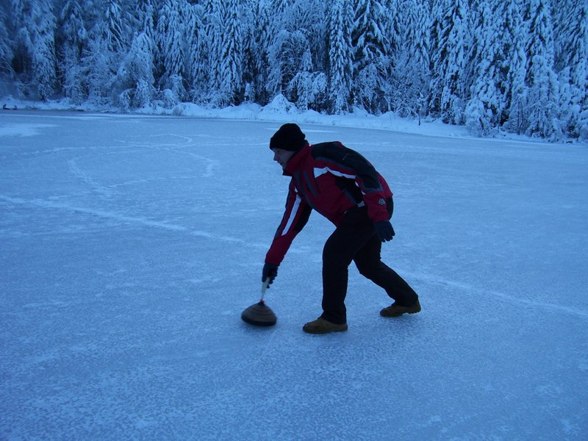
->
[[269, 123, 308, 152]]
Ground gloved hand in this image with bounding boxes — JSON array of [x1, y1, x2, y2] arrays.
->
[[374, 221, 395, 242], [262, 263, 279, 287]]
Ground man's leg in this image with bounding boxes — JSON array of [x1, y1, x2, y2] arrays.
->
[[354, 234, 419, 306], [321, 222, 374, 324]]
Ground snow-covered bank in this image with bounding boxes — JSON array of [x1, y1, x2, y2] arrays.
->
[[4, 94, 578, 146]]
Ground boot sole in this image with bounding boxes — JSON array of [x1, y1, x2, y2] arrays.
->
[[303, 325, 348, 334], [380, 307, 421, 318]]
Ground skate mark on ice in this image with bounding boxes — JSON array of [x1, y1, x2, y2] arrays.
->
[[409, 272, 588, 320], [121, 134, 219, 178], [67, 158, 114, 198], [141, 133, 194, 147], [179, 151, 218, 178], [0, 195, 265, 249]]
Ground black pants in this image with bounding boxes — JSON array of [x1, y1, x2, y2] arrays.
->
[[321, 207, 419, 324]]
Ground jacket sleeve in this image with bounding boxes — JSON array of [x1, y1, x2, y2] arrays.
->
[[265, 181, 312, 265], [312, 142, 393, 222]]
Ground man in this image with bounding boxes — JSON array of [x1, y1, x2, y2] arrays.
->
[[262, 123, 420, 334]]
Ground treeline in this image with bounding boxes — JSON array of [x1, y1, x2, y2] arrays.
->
[[0, 0, 586, 141]]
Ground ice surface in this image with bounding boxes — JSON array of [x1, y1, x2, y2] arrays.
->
[[1, 110, 587, 440]]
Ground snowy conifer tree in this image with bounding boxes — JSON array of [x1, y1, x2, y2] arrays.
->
[[524, 0, 561, 139], [156, 0, 187, 104], [278, 30, 313, 101], [391, 0, 430, 118], [81, 38, 111, 104], [57, 0, 87, 103], [237, 0, 255, 102], [102, 0, 128, 54], [554, 0, 588, 139], [0, 5, 13, 81], [266, 1, 315, 104], [242, 0, 271, 104], [184, 2, 207, 103], [82, 0, 131, 104], [10, 0, 57, 100], [327, 0, 353, 113], [285, 0, 328, 110], [429, 0, 470, 124], [377, 0, 402, 111], [116, 32, 155, 109], [350, 0, 392, 113], [116, 0, 157, 109], [207, 0, 244, 106], [501, 0, 528, 135], [135, 0, 156, 61], [465, 0, 503, 136], [262, 0, 318, 109]]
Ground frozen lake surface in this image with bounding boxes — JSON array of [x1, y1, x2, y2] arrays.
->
[[1, 110, 587, 440]]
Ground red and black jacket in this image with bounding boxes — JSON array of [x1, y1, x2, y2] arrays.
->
[[265, 141, 393, 265]]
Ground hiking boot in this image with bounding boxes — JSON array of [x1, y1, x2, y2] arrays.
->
[[380, 298, 421, 317], [303, 317, 348, 334]]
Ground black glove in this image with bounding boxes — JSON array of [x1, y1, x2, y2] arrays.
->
[[262, 263, 279, 287], [374, 221, 395, 242]]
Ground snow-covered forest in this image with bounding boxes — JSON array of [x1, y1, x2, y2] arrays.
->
[[0, 0, 586, 141]]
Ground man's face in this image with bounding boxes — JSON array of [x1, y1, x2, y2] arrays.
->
[[271, 148, 295, 169]]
